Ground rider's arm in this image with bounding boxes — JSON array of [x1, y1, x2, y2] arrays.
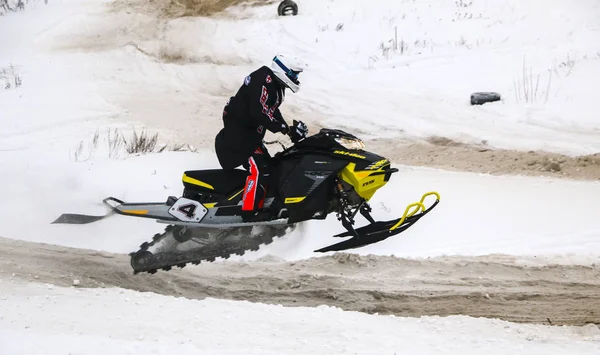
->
[[248, 73, 289, 134], [272, 108, 289, 134]]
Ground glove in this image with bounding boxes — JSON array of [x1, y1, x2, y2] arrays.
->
[[288, 120, 308, 143]]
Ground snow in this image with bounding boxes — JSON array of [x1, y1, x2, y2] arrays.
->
[[4, 0, 598, 156], [1, 0, 600, 353], [75, 0, 599, 155], [2, 148, 599, 263], [1, 281, 599, 355], [0, 0, 598, 261], [262, 166, 600, 263]]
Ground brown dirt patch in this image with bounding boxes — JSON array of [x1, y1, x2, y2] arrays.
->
[[367, 137, 600, 181], [2, 237, 599, 326], [110, 0, 266, 18]]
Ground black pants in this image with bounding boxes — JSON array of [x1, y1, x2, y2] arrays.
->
[[215, 129, 271, 211]]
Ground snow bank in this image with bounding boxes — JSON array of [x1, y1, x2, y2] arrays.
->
[[1, 281, 599, 355]]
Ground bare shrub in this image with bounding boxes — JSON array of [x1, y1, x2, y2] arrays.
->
[[426, 136, 464, 147], [1, 0, 47, 15], [455, 0, 473, 8], [71, 128, 196, 161], [106, 128, 125, 159], [453, 0, 484, 21], [455, 35, 470, 48], [1, 0, 23, 14], [1, 0, 10, 14], [513, 58, 552, 104], [1, 65, 22, 90], [414, 39, 428, 48], [158, 45, 190, 63], [123, 129, 159, 154], [121, 128, 197, 155], [367, 55, 379, 69], [553, 54, 577, 77], [379, 40, 393, 59], [398, 38, 408, 55], [378, 26, 411, 59], [318, 24, 329, 32], [71, 130, 100, 162], [170, 143, 197, 152]]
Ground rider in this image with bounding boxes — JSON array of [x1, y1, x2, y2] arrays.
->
[[215, 54, 309, 216]]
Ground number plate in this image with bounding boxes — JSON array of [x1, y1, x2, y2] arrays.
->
[[168, 198, 208, 222]]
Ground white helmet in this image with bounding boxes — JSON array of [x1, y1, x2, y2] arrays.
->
[[270, 54, 305, 93]]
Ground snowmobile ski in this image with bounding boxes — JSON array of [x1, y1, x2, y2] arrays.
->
[[314, 192, 440, 253], [51, 213, 109, 225], [51, 197, 175, 225]]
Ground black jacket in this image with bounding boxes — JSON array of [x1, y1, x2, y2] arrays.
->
[[219, 66, 290, 158]]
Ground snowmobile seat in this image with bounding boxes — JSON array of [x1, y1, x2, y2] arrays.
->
[[183, 169, 249, 195]]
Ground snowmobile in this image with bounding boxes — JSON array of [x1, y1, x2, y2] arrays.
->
[[53, 128, 440, 274]]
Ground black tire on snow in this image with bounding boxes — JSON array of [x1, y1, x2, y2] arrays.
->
[[470, 92, 501, 105], [277, 0, 298, 16]]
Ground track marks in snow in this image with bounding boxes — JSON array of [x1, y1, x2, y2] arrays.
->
[[1, 237, 599, 326]]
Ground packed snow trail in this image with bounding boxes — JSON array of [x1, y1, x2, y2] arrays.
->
[[2, 237, 599, 326], [3, 282, 599, 355]]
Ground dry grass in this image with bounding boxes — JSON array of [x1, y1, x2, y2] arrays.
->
[[71, 128, 197, 161], [1, 65, 22, 90], [158, 45, 190, 63], [426, 136, 465, 147], [71, 130, 100, 162], [513, 58, 553, 104], [123, 129, 161, 154], [1, 0, 25, 15]]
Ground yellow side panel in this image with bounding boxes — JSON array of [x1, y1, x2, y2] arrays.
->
[[285, 197, 306, 204], [121, 209, 149, 215], [339, 162, 391, 201], [182, 174, 214, 190]]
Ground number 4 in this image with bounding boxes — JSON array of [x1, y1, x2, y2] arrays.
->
[[177, 204, 197, 218]]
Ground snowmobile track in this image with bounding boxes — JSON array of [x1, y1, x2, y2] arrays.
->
[[1, 237, 599, 326], [130, 224, 290, 274]]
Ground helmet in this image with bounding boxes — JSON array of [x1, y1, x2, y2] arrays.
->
[[270, 54, 305, 93]]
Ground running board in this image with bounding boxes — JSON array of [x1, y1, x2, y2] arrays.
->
[[155, 218, 291, 228], [52, 197, 291, 228]]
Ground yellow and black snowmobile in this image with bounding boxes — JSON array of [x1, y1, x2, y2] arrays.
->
[[53, 128, 440, 274]]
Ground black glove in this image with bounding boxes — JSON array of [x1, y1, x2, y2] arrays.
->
[[288, 120, 308, 143]]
